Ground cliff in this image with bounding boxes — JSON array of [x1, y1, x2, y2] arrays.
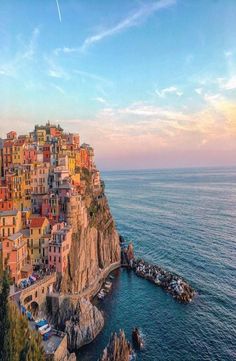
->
[[47, 295, 104, 351], [48, 169, 120, 350], [65, 298, 104, 351], [60, 169, 120, 295], [99, 330, 133, 361]]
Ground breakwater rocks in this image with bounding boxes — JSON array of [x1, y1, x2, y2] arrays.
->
[[99, 330, 133, 361], [121, 241, 195, 303], [133, 258, 195, 303]]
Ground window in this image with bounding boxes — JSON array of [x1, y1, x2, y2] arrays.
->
[[58, 256, 61, 263], [31, 229, 33, 235], [54, 256, 56, 262], [3, 218, 5, 226]]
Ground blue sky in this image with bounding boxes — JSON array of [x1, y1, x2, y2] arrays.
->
[[0, 0, 236, 169]]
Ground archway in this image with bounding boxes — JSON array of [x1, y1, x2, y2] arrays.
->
[[29, 301, 39, 317], [24, 294, 33, 305]]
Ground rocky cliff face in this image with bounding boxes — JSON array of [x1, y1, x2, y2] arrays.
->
[[49, 169, 120, 350], [65, 298, 104, 351], [60, 169, 120, 295], [99, 330, 133, 361], [47, 295, 104, 351]]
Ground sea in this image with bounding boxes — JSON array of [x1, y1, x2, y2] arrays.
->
[[78, 167, 236, 361]]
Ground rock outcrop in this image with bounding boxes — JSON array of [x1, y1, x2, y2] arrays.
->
[[60, 169, 120, 295], [65, 298, 104, 351], [121, 242, 134, 266], [99, 330, 133, 361], [47, 295, 104, 351]]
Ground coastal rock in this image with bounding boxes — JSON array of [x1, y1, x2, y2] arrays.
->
[[132, 327, 144, 350], [121, 242, 134, 267], [99, 330, 133, 361], [65, 298, 104, 351], [47, 295, 104, 350], [67, 354, 77, 361]]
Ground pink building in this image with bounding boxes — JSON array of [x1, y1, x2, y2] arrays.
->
[[48, 222, 72, 274], [23, 147, 37, 164]]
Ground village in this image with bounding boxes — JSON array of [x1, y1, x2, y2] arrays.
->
[[0, 123, 104, 358]]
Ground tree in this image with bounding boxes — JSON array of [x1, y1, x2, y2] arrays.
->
[[0, 270, 13, 361], [0, 271, 45, 361]]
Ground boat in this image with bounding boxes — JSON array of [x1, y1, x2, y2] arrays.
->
[[97, 289, 106, 299], [104, 281, 112, 290], [41, 326, 51, 336], [38, 324, 49, 334], [35, 319, 47, 328]]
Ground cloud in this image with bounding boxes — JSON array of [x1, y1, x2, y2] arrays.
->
[[54, 47, 78, 55], [94, 97, 107, 104], [224, 50, 232, 59], [195, 88, 202, 95], [50, 84, 65, 95], [155, 86, 183, 98], [0, 27, 40, 78], [45, 57, 69, 80], [80, 0, 176, 51], [219, 76, 236, 90], [74, 69, 112, 86]]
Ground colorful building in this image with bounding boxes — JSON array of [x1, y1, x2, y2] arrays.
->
[[2, 232, 28, 284], [29, 216, 50, 265], [48, 223, 72, 274]]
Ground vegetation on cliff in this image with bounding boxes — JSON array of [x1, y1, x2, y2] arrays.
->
[[0, 271, 45, 361]]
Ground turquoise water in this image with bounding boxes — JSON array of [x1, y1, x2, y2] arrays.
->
[[78, 167, 236, 361]]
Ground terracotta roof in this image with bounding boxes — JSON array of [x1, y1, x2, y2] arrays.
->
[[30, 216, 47, 228]]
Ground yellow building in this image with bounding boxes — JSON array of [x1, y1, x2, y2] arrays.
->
[[12, 140, 25, 165], [6, 166, 31, 211], [29, 216, 49, 264], [68, 155, 75, 175], [36, 129, 46, 144], [75, 151, 81, 169], [0, 210, 22, 242]]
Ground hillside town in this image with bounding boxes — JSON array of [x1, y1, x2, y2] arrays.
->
[[0, 122, 101, 285]]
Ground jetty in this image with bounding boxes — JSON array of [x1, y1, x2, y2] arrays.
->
[[121, 240, 195, 303]]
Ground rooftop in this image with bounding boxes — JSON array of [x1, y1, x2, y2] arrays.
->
[[8, 232, 23, 241], [0, 209, 18, 217], [30, 217, 48, 228]]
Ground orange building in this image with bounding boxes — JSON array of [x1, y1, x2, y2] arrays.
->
[[0, 185, 13, 211], [2, 231, 28, 284]]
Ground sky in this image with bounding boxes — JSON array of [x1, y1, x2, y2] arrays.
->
[[0, 0, 236, 170]]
